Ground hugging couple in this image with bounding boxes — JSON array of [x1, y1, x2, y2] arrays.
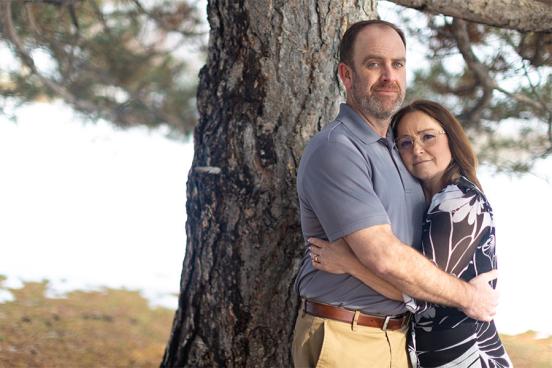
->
[[292, 20, 512, 368]]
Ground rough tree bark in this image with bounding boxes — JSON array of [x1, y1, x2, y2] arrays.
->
[[161, 1, 376, 366], [161, 0, 552, 366]]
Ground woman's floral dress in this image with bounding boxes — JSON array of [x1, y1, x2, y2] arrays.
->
[[408, 176, 512, 368]]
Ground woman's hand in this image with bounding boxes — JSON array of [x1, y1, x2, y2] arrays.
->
[[308, 237, 403, 301], [308, 237, 359, 274]]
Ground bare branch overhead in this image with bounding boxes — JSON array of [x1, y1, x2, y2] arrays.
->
[[449, 18, 495, 125], [388, 0, 552, 32], [449, 18, 549, 123]]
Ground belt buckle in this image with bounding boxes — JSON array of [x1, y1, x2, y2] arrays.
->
[[382, 316, 391, 331]]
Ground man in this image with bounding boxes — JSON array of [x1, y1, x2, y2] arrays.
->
[[292, 20, 498, 367]]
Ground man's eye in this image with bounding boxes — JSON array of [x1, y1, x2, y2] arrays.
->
[[393, 62, 404, 68], [367, 62, 379, 68]]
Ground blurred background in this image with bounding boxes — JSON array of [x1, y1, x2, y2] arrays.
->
[[1, 0, 551, 366]]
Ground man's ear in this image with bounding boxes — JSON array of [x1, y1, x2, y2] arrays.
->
[[338, 62, 353, 91]]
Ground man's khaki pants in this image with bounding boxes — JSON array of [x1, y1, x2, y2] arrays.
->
[[292, 308, 410, 368]]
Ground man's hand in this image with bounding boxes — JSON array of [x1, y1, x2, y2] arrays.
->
[[462, 270, 499, 322]]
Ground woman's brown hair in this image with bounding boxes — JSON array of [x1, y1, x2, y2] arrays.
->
[[391, 99, 483, 192]]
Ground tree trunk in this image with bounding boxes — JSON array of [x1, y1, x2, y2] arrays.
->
[[161, 0, 375, 366]]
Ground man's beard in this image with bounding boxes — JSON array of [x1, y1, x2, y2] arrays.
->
[[352, 73, 404, 120]]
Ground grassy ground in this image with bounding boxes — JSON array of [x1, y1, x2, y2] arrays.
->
[[0, 277, 174, 367], [0, 277, 550, 367], [501, 332, 552, 368]]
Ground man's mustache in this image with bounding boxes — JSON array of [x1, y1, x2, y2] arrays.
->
[[371, 82, 401, 92]]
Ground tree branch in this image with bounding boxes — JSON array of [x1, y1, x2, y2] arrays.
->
[[517, 32, 552, 67], [520, 61, 549, 111], [131, 0, 205, 38], [24, 3, 41, 34], [449, 19, 495, 125], [2, 1, 184, 132], [450, 18, 550, 125], [546, 113, 552, 151], [90, 0, 112, 36], [494, 85, 550, 114], [1, 1, 98, 115], [388, 0, 552, 32]]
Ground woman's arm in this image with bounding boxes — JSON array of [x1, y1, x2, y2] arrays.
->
[[412, 184, 495, 314], [309, 238, 403, 301], [424, 187, 492, 277]]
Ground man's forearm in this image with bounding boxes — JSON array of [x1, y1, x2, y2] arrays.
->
[[345, 225, 473, 310], [345, 225, 498, 321], [372, 242, 472, 308], [348, 260, 403, 301]]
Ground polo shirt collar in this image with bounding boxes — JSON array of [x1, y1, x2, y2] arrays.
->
[[335, 103, 394, 145]]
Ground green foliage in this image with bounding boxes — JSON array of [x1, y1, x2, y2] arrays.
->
[[2, 1, 552, 171], [0, 0, 206, 137]]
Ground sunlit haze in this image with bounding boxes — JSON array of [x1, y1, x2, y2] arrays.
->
[[1, 102, 551, 337]]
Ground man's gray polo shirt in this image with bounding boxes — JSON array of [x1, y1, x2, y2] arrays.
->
[[295, 103, 426, 316]]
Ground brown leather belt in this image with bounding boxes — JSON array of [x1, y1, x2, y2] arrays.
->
[[304, 300, 408, 331]]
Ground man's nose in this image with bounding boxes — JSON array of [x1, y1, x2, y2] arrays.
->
[[381, 63, 396, 81]]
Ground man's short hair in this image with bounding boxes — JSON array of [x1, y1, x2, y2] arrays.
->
[[339, 20, 406, 66]]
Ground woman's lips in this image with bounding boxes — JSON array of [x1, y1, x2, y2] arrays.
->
[[414, 159, 431, 166]]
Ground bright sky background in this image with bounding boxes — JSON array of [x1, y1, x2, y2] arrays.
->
[[1, 101, 551, 338]]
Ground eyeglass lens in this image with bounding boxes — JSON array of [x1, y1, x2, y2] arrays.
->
[[396, 130, 443, 151]]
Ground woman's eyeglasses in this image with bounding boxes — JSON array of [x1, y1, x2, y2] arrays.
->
[[395, 130, 446, 152]]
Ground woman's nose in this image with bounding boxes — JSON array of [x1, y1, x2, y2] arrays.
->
[[412, 139, 425, 154]]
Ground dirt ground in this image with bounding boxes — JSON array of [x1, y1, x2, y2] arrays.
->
[[0, 277, 550, 367]]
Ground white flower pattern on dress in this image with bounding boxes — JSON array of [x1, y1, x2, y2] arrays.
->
[[408, 177, 512, 368]]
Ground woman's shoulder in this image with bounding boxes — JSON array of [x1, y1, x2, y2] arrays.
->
[[429, 176, 490, 215]]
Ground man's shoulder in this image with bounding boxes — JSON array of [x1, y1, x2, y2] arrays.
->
[[297, 120, 371, 191], [303, 120, 362, 155]]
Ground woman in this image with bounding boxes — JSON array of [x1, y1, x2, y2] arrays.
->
[[309, 100, 512, 367]]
